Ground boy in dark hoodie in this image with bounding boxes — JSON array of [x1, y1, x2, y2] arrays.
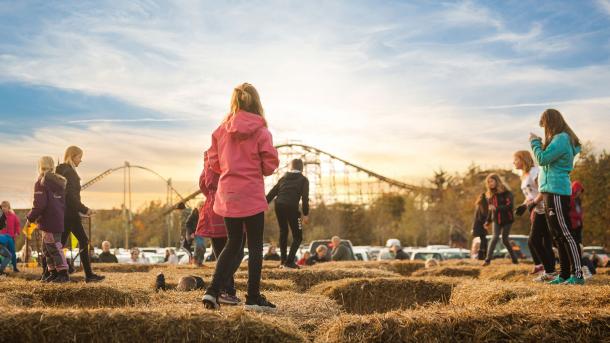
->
[[27, 156, 70, 283], [266, 159, 309, 269]]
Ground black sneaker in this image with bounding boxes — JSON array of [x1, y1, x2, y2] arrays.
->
[[244, 294, 277, 312], [283, 262, 300, 269], [85, 273, 105, 283], [202, 293, 220, 310], [43, 270, 58, 283], [51, 270, 70, 283], [68, 264, 75, 274], [155, 273, 166, 291]]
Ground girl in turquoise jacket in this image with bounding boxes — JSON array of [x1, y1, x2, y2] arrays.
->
[[529, 109, 583, 285]]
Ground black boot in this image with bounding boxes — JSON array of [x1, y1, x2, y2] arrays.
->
[[81, 246, 105, 283], [155, 273, 166, 291], [85, 273, 105, 283]]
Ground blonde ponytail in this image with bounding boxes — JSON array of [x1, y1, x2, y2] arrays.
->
[[227, 83, 266, 126]]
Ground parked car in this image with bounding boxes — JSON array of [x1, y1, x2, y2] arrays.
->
[[352, 246, 372, 261], [409, 249, 444, 261], [437, 248, 470, 260], [425, 245, 451, 250]]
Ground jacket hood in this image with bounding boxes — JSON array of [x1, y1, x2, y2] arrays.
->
[[224, 110, 266, 140], [572, 180, 584, 194], [42, 172, 67, 192]]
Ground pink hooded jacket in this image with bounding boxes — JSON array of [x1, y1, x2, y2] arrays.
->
[[195, 152, 227, 238], [207, 110, 279, 218]]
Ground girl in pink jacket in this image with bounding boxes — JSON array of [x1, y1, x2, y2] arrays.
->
[[203, 83, 279, 312], [0, 201, 21, 239]]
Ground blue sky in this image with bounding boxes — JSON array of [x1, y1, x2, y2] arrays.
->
[[1, 0, 610, 208]]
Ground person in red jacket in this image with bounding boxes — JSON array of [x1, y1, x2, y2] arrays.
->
[[0, 201, 21, 239], [569, 181, 584, 246], [26, 156, 70, 283], [196, 151, 244, 305], [202, 83, 279, 312], [0, 201, 21, 272]]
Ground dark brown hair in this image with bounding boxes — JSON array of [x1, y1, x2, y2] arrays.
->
[[539, 109, 580, 149]]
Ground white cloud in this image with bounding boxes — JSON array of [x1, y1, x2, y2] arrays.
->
[[597, 0, 610, 15], [1, 1, 610, 208]]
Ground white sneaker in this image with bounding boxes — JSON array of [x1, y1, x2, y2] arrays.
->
[[533, 272, 557, 282], [582, 266, 593, 280]]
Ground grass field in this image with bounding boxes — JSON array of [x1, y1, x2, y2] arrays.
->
[[1, 260, 609, 342]]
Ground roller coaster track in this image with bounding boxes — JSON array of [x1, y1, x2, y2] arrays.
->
[[82, 163, 185, 201], [275, 143, 423, 192], [160, 143, 425, 214]]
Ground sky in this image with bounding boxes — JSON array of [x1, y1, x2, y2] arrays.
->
[[1, 0, 610, 209]]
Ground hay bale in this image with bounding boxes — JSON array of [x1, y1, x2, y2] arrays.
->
[[93, 263, 154, 273], [411, 266, 480, 278], [0, 309, 307, 343], [310, 261, 425, 276], [0, 282, 149, 308], [450, 281, 536, 307], [317, 308, 610, 343], [478, 264, 533, 282], [311, 277, 454, 314], [235, 267, 400, 291]]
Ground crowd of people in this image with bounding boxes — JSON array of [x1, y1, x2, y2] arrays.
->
[[472, 109, 589, 285], [2, 83, 598, 313]]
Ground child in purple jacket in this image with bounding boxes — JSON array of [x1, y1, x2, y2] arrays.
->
[[26, 156, 70, 283]]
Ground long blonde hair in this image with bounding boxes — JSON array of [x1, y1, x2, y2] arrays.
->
[[539, 109, 580, 149], [227, 83, 266, 126], [38, 156, 55, 177], [514, 150, 535, 173], [485, 173, 510, 198], [64, 146, 83, 167]]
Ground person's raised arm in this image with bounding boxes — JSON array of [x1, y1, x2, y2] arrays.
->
[[531, 134, 567, 166]]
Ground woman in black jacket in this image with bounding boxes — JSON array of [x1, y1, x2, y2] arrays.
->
[[472, 193, 488, 260], [57, 146, 104, 282], [483, 173, 519, 266]]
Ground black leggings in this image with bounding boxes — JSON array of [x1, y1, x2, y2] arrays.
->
[[210, 237, 244, 296], [528, 212, 556, 273], [207, 212, 264, 298], [485, 223, 518, 263], [61, 215, 94, 277], [275, 203, 303, 265], [544, 193, 582, 279]]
